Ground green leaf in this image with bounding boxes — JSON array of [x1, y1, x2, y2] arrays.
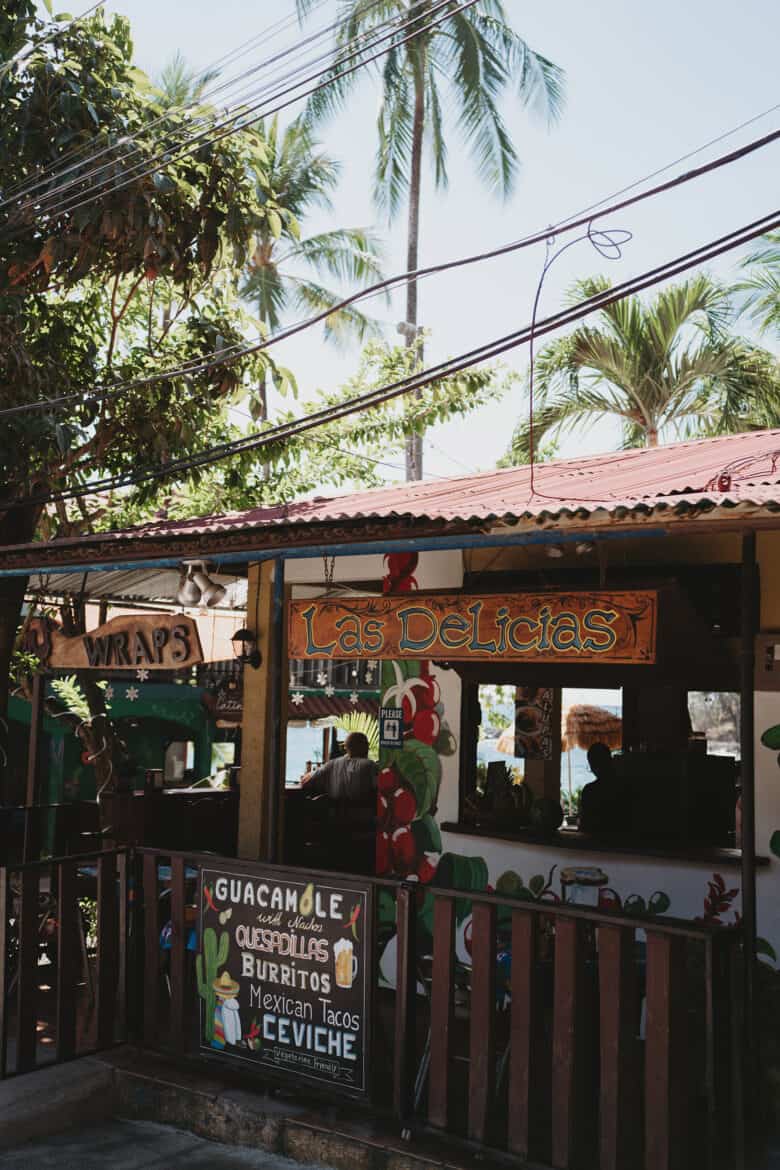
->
[[760, 726, 780, 750], [43, 0, 53, 12], [771, 830, 780, 859], [266, 209, 282, 239], [386, 739, 440, 817], [495, 870, 524, 898], [412, 814, 442, 856], [528, 874, 545, 898], [757, 936, 777, 964]]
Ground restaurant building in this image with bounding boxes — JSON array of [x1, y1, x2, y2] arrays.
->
[[2, 427, 780, 1169]]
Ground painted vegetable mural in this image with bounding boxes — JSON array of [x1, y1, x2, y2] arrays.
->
[[196, 925, 229, 1043]]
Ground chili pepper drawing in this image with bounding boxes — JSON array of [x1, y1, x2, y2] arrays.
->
[[345, 903, 361, 941], [203, 884, 217, 913]]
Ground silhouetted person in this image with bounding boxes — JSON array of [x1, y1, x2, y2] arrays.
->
[[301, 732, 377, 873], [578, 742, 626, 835]]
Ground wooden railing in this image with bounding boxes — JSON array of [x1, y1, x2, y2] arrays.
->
[[136, 848, 743, 1170], [0, 848, 130, 1076]]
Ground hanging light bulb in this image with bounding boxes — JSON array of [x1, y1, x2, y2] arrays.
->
[[176, 564, 201, 606]]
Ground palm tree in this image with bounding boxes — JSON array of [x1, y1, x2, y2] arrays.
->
[[156, 51, 220, 108], [241, 116, 385, 421], [736, 231, 780, 339], [296, 0, 564, 479], [504, 274, 780, 462]]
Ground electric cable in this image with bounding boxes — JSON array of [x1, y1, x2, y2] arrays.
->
[[2, 123, 778, 421], [5, 207, 777, 510], [4, 0, 475, 229]]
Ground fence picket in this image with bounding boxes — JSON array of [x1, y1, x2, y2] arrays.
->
[[393, 885, 417, 1125], [142, 853, 159, 1047], [428, 895, 455, 1129], [468, 901, 496, 1144], [169, 855, 186, 1053], [16, 867, 39, 1073], [508, 910, 535, 1159], [598, 923, 638, 1170], [56, 860, 78, 1062], [645, 932, 687, 1170], [96, 852, 119, 1050], [551, 917, 585, 1169]]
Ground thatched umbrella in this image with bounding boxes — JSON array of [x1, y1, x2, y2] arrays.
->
[[562, 704, 622, 752]]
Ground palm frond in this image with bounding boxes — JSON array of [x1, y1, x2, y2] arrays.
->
[[288, 277, 385, 348], [286, 228, 385, 286]]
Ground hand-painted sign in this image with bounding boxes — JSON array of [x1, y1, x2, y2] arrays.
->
[[198, 867, 371, 1096], [288, 591, 657, 664], [26, 613, 203, 670]]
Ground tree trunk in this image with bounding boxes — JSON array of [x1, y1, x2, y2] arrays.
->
[[646, 426, 659, 446], [403, 48, 426, 482]]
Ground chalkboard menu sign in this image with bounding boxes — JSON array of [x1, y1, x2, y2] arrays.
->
[[197, 866, 371, 1096]]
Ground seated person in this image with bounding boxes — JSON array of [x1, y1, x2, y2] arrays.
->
[[578, 742, 627, 836], [302, 732, 378, 873]]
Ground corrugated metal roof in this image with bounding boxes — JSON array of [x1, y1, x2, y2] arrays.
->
[[6, 429, 780, 564], [66, 428, 780, 539]]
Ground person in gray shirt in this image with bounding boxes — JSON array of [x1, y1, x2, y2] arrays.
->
[[301, 731, 378, 804], [301, 732, 377, 873]]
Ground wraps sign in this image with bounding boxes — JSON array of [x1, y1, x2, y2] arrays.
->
[[288, 590, 658, 664], [198, 867, 371, 1096]]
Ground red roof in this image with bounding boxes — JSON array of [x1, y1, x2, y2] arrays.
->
[[81, 427, 780, 539], [5, 429, 780, 565]]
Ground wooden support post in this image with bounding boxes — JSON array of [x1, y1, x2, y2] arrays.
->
[[25, 672, 43, 809], [0, 869, 7, 1076], [238, 561, 278, 860], [599, 924, 638, 1170], [508, 910, 535, 1159], [428, 896, 455, 1129], [468, 901, 496, 1144]]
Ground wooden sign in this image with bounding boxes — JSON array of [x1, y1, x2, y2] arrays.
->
[[29, 613, 203, 670], [198, 867, 371, 1096], [289, 590, 657, 664]]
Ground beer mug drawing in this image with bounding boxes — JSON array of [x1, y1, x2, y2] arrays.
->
[[334, 938, 357, 989]]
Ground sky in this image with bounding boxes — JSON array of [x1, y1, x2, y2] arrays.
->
[[88, 0, 779, 482]]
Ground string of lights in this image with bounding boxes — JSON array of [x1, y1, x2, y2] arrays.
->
[[5, 207, 777, 511], [2, 122, 777, 422]]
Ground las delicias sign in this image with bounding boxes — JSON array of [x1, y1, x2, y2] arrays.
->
[[289, 590, 658, 664], [198, 868, 370, 1096], [28, 613, 203, 670]]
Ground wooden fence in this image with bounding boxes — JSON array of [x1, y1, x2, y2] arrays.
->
[[0, 848, 129, 1076], [136, 848, 743, 1170]]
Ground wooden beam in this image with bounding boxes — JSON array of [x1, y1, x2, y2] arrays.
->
[[237, 560, 277, 860]]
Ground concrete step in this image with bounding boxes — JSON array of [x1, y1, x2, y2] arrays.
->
[[0, 1057, 116, 1149]]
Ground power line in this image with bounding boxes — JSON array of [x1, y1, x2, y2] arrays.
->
[[3, 121, 778, 421], [0, 0, 337, 212], [4, 0, 475, 230], [6, 207, 777, 510]]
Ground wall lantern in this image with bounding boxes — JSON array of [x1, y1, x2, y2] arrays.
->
[[232, 627, 261, 669], [176, 560, 227, 608]]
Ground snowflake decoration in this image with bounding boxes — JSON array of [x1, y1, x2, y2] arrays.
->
[[136, 669, 150, 682], [125, 686, 140, 702], [104, 685, 114, 701], [349, 691, 359, 705], [367, 659, 379, 670], [291, 692, 305, 707], [325, 685, 335, 698], [316, 672, 328, 687]]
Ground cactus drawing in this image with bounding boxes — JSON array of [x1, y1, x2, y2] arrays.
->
[[196, 927, 229, 1042]]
